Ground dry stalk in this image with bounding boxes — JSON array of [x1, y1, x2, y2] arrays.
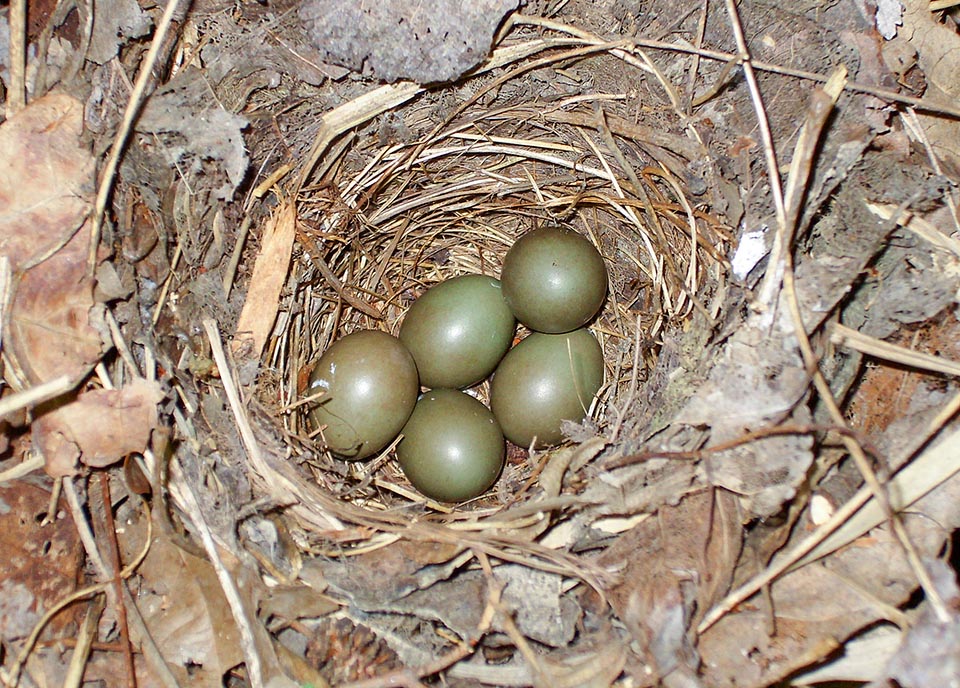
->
[[830, 323, 960, 377], [5, 0, 26, 117], [88, 0, 188, 272], [699, 64, 955, 631], [513, 15, 960, 118]]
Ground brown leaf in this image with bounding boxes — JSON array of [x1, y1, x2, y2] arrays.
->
[[595, 490, 742, 684], [0, 93, 103, 383], [898, 0, 960, 167], [0, 479, 80, 642], [698, 473, 960, 687], [33, 378, 164, 476], [232, 201, 297, 360], [136, 535, 244, 687]]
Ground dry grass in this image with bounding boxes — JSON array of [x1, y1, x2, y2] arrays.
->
[[267, 67, 727, 516]]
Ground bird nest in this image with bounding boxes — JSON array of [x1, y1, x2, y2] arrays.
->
[[200, 11, 960, 685], [7, 1, 960, 685], [270, 95, 726, 510]]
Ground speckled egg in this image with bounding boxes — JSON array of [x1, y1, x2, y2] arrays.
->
[[397, 389, 505, 502], [500, 226, 608, 333], [399, 274, 516, 389], [308, 330, 419, 460], [489, 328, 604, 448]]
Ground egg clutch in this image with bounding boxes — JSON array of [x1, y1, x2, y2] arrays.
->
[[307, 226, 608, 502]]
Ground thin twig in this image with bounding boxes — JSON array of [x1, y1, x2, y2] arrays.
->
[[722, 0, 785, 235], [89, 0, 188, 272], [6, 0, 26, 117], [513, 15, 960, 118], [169, 455, 265, 688], [98, 473, 136, 687], [0, 454, 45, 484], [0, 375, 81, 419], [831, 323, 960, 378], [62, 595, 106, 688]]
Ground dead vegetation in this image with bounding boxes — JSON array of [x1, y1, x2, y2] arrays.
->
[[1, 0, 960, 686]]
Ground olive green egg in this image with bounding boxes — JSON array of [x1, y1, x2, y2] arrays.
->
[[397, 389, 505, 502], [501, 226, 608, 333], [308, 330, 419, 460], [489, 328, 604, 448], [399, 274, 516, 389]]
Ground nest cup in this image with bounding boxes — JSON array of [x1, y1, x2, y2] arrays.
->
[[272, 70, 727, 511]]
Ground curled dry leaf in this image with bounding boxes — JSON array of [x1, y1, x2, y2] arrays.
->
[[0, 93, 103, 384], [136, 535, 244, 686], [596, 489, 741, 685], [699, 470, 960, 687], [32, 378, 164, 476], [899, 0, 960, 167]]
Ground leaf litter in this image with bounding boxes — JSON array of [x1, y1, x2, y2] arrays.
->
[[1, 0, 960, 686]]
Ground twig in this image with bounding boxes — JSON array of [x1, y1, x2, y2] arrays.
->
[[6, 0, 26, 117], [513, 15, 960, 118], [298, 231, 383, 319], [168, 455, 264, 688], [89, 0, 188, 272], [63, 595, 106, 688], [605, 422, 879, 468], [0, 453, 45, 483], [64, 477, 110, 579], [831, 323, 960, 378], [98, 473, 136, 687], [684, 0, 709, 112], [223, 214, 252, 298], [722, 0, 785, 242], [0, 375, 81, 419]]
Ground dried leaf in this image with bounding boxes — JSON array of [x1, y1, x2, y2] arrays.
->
[[87, 0, 152, 64], [878, 559, 960, 688], [137, 535, 244, 687], [299, 0, 522, 83], [259, 584, 340, 623], [0, 94, 103, 383], [33, 379, 164, 476], [899, 0, 960, 166], [137, 66, 248, 202], [675, 328, 814, 516], [389, 564, 580, 648], [699, 471, 960, 687], [318, 538, 467, 608], [597, 490, 741, 683], [0, 480, 80, 642], [792, 624, 901, 685]]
